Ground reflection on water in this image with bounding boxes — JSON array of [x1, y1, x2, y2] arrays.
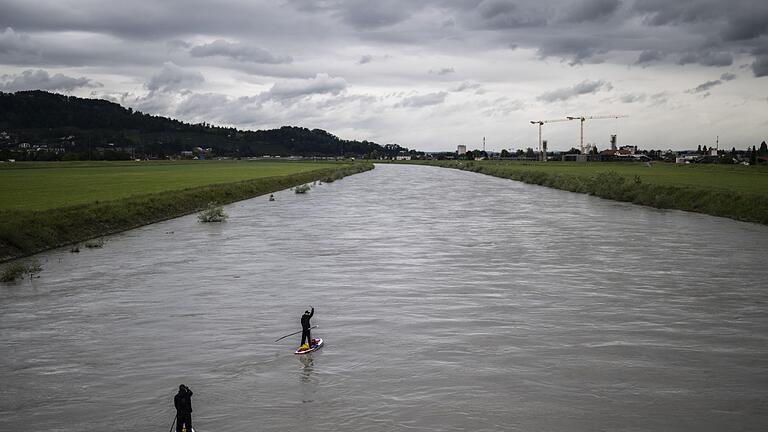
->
[[2, 164, 768, 432]]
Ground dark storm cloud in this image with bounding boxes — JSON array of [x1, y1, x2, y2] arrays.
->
[[538, 79, 611, 102], [0, 69, 100, 91], [722, 10, 768, 41], [751, 49, 768, 77], [189, 40, 292, 64], [537, 37, 610, 65], [3, 0, 768, 78], [635, 50, 663, 65], [561, 0, 621, 23], [678, 50, 733, 67], [473, 0, 547, 29]]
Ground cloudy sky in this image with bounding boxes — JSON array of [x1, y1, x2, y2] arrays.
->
[[1, 0, 766, 151]]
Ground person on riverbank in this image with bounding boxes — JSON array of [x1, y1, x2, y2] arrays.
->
[[300, 306, 314, 349], [269, 194, 275, 201], [174, 384, 193, 432]]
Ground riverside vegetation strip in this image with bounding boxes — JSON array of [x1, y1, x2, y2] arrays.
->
[[412, 160, 768, 225], [0, 160, 373, 261]]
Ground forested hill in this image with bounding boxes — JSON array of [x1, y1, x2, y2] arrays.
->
[[0, 91, 407, 159]]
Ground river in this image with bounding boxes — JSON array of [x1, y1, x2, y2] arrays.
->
[[2, 163, 767, 431]]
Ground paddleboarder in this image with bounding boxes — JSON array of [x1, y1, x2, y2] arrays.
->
[[300, 306, 314, 349], [174, 384, 193, 432]]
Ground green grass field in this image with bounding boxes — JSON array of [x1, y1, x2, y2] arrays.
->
[[0, 160, 373, 261], [413, 160, 768, 225], [455, 161, 768, 195], [0, 160, 340, 211]]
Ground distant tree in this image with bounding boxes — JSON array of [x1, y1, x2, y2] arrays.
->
[[500, 149, 510, 158], [731, 147, 736, 158], [750, 146, 757, 164], [760, 141, 768, 154], [525, 147, 535, 158], [697, 144, 702, 153], [702, 145, 708, 153]]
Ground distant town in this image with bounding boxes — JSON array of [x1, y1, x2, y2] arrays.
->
[[2, 129, 767, 165]]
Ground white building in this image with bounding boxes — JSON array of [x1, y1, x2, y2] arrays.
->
[[457, 145, 467, 155]]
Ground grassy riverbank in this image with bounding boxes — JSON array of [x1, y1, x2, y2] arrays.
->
[[412, 160, 768, 225], [0, 160, 373, 261]]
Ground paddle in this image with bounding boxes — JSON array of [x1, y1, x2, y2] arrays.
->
[[274, 325, 318, 342], [168, 416, 176, 432]]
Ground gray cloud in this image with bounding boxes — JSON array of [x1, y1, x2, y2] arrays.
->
[[619, 93, 647, 103], [538, 79, 611, 102], [357, 54, 373, 64], [189, 40, 292, 64], [561, 0, 621, 23], [453, 81, 482, 92], [687, 79, 722, 94], [263, 73, 347, 101], [0, 69, 100, 92], [720, 72, 736, 81], [145, 62, 204, 92], [430, 67, 455, 75], [635, 49, 663, 65], [396, 91, 448, 108]]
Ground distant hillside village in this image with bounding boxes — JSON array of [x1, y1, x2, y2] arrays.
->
[[0, 91, 411, 162]]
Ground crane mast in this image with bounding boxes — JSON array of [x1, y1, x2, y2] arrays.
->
[[529, 118, 570, 161], [566, 115, 628, 154]]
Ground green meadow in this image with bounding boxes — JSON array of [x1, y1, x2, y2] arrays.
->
[[0, 160, 341, 211], [462, 161, 768, 194], [414, 160, 768, 225], [0, 160, 373, 261]]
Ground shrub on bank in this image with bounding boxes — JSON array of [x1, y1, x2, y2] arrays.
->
[[198, 203, 228, 222], [294, 184, 311, 194], [1, 261, 41, 283]]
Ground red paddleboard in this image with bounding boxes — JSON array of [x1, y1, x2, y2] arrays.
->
[[295, 338, 324, 355]]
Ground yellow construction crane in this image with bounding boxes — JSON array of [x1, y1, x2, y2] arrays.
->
[[529, 118, 571, 161], [566, 115, 628, 154]]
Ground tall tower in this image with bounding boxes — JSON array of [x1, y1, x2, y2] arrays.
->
[[483, 137, 486, 153], [610, 134, 617, 151]]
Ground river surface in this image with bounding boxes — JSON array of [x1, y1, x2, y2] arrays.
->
[[2, 164, 768, 431]]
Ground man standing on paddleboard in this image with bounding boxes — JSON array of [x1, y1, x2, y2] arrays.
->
[[300, 306, 314, 349], [174, 384, 193, 432]]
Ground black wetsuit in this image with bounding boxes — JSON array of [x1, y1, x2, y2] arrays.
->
[[300, 307, 314, 346], [174, 386, 193, 432]]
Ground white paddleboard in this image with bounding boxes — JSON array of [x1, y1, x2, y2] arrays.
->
[[295, 338, 324, 355]]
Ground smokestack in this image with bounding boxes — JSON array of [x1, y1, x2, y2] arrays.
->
[[610, 134, 617, 151]]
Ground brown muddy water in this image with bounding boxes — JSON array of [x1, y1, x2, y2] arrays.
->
[[1, 164, 767, 431]]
